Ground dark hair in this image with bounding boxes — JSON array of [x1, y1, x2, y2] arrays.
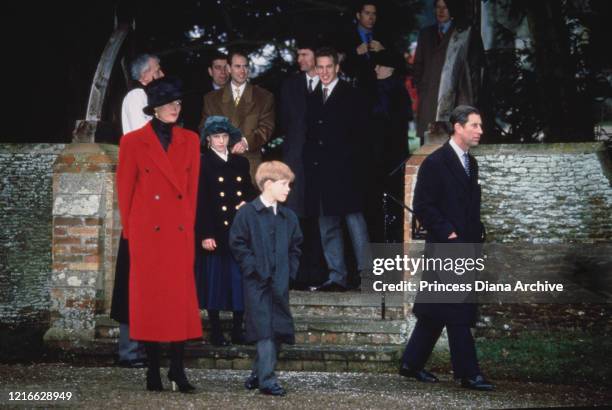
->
[[208, 52, 228, 68], [355, 1, 377, 14], [315, 47, 339, 65], [449, 105, 480, 133], [227, 50, 249, 66]]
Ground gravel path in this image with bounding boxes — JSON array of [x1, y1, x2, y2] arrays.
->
[[1, 364, 610, 409]]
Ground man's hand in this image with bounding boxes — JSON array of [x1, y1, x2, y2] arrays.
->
[[448, 232, 458, 240], [356, 42, 369, 55], [236, 201, 246, 209], [369, 40, 385, 52], [202, 238, 217, 251], [231, 140, 247, 154]]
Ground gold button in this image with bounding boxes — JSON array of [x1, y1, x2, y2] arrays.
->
[[237, 191, 242, 196], [218, 176, 224, 182], [222, 206, 227, 211], [235, 205, 240, 210], [224, 220, 229, 226], [236, 176, 242, 182], [220, 192, 225, 197]]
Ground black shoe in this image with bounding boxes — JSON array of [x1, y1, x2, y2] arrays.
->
[[461, 375, 494, 391], [311, 282, 347, 292], [168, 369, 196, 393], [118, 358, 148, 368], [146, 369, 163, 391], [260, 384, 286, 396], [399, 365, 439, 383], [244, 375, 259, 390]]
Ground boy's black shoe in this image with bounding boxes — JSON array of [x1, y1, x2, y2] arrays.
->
[[399, 365, 439, 383], [244, 375, 259, 390], [260, 384, 286, 396], [460, 375, 494, 391]]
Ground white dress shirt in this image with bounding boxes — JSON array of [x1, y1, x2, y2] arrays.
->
[[449, 138, 469, 167], [121, 88, 151, 134], [231, 82, 247, 101], [321, 77, 339, 99], [305, 73, 320, 91], [211, 148, 229, 162]]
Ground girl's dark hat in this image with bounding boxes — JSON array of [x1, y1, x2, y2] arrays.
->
[[143, 77, 184, 115]]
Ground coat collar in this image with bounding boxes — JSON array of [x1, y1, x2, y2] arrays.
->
[[222, 82, 253, 104], [441, 141, 471, 190], [141, 122, 184, 192], [252, 196, 287, 217]]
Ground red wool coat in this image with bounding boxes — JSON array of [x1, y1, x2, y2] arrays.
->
[[117, 122, 203, 342]]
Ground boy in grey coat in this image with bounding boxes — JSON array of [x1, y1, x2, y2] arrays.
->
[[229, 161, 303, 396]]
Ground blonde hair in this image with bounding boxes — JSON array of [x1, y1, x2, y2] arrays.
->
[[255, 161, 295, 191]]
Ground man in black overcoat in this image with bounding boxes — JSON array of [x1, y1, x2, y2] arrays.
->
[[399, 105, 493, 391], [280, 37, 327, 288], [340, 2, 391, 95], [303, 47, 371, 291]]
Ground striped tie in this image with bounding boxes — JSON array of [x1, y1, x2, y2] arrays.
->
[[463, 152, 470, 177]]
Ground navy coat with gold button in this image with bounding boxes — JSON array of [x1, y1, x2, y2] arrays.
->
[[195, 149, 256, 251]]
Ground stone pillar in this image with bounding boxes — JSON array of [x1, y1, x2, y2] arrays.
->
[[44, 143, 119, 348], [403, 143, 442, 318]]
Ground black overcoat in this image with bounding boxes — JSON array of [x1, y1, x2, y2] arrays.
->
[[195, 149, 256, 250], [229, 198, 303, 343], [280, 72, 310, 216], [303, 80, 370, 217], [412, 142, 485, 325]]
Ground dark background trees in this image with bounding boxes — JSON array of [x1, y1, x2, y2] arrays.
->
[[2, 0, 610, 144]]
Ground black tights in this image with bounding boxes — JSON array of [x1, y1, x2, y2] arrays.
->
[[144, 341, 187, 377]]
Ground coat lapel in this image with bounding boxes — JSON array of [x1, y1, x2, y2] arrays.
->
[[235, 83, 254, 125], [142, 123, 183, 193], [441, 142, 469, 190]]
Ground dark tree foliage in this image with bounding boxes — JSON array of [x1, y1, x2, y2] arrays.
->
[[484, 0, 611, 142]]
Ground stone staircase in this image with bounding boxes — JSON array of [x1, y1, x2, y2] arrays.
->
[[92, 291, 409, 373]]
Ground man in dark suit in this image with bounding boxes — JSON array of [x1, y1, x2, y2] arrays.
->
[[341, 2, 390, 93], [181, 52, 228, 132], [304, 47, 371, 292], [399, 105, 493, 391], [201, 50, 275, 179], [280, 38, 328, 288]]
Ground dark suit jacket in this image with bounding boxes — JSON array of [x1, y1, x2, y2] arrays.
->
[[341, 27, 391, 93], [280, 72, 312, 216], [200, 83, 275, 153], [303, 80, 369, 217], [412, 141, 485, 325]]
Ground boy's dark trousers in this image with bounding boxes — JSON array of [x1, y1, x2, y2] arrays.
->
[[251, 338, 281, 389]]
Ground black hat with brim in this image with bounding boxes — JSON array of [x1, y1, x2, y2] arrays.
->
[[143, 76, 184, 115]]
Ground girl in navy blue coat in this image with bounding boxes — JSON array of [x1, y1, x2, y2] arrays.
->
[[195, 116, 255, 346]]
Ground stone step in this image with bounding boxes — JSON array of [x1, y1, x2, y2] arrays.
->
[[87, 339, 403, 373], [288, 291, 404, 320], [96, 315, 408, 345]]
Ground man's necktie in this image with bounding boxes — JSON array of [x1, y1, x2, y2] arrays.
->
[[462, 152, 471, 177], [322, 87, 328, 103], [308, 78, 313, 93], [234, 88, 241, 106]]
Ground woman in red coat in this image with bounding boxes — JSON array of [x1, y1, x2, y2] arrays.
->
[[117, 77, 202, 393]]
